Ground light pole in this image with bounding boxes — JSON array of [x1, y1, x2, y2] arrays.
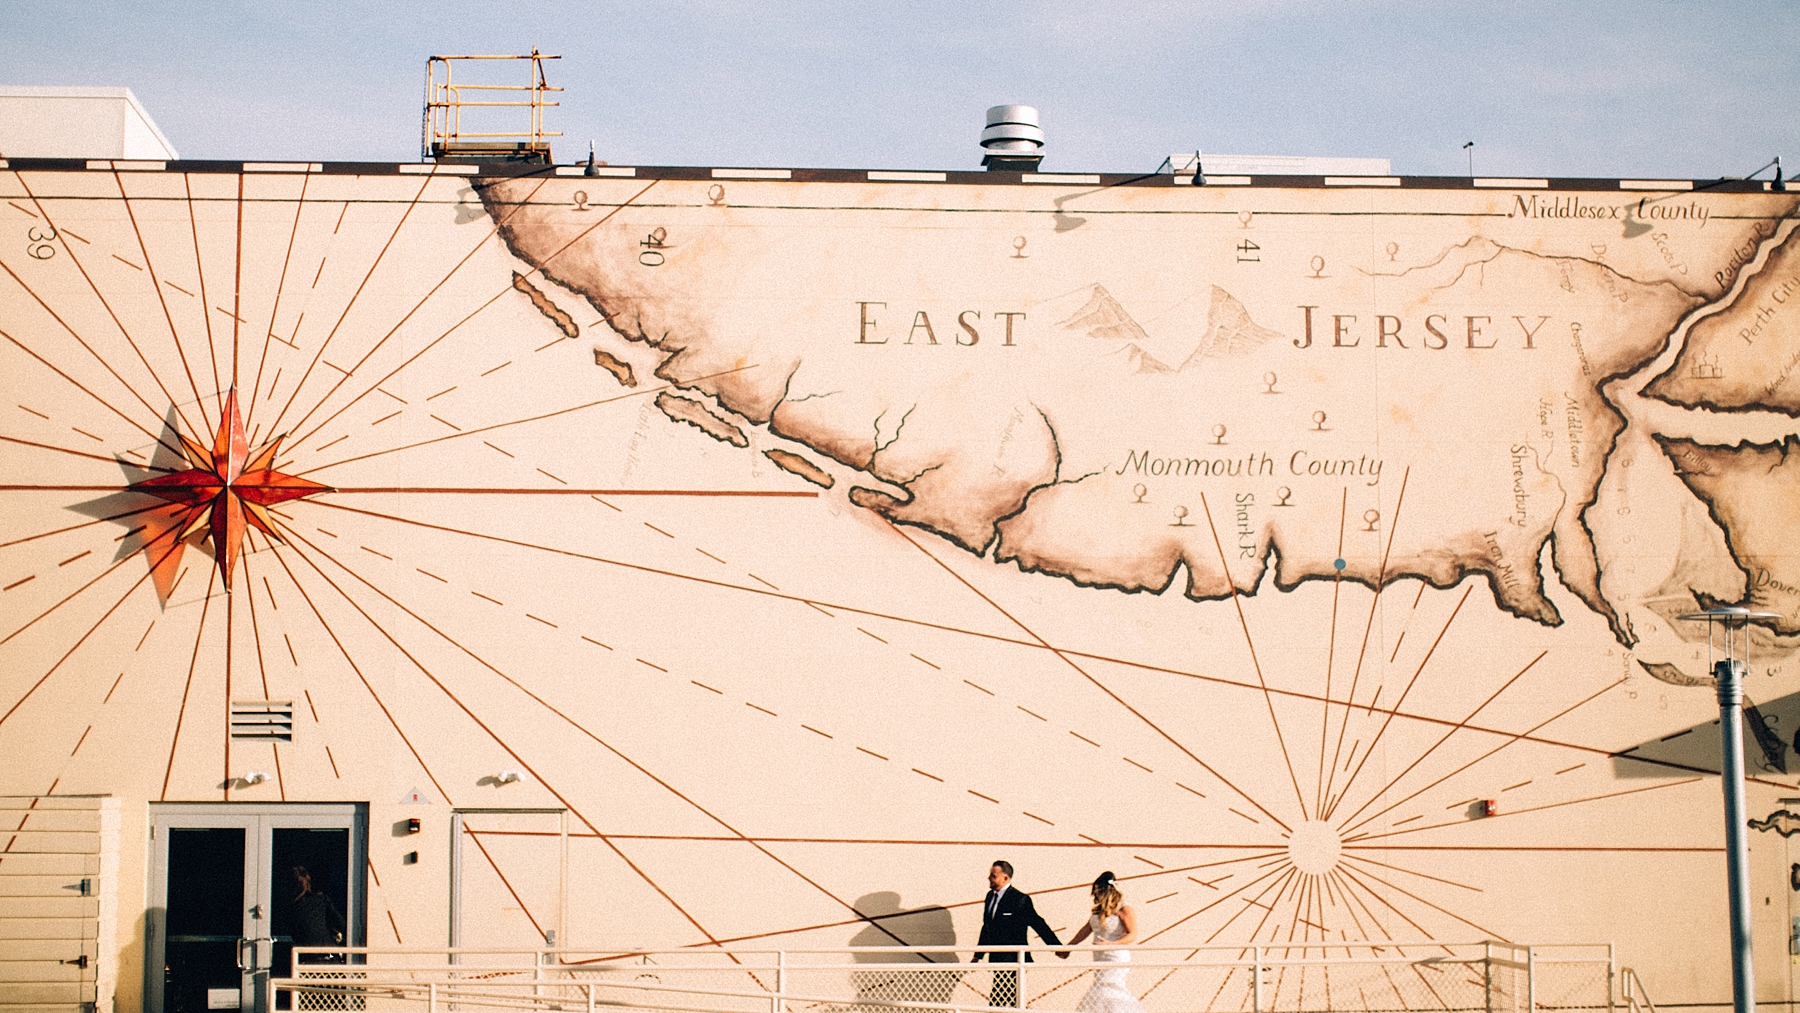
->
[[1680, 605, 1781, 1013]]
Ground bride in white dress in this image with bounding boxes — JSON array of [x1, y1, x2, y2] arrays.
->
[[1056, 872, 1146, 1013]]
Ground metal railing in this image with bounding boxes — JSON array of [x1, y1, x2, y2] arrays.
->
[[422, 50, 562, 162], [1617, 967, 1654, 1013], [270, 941, 1614, 1013]]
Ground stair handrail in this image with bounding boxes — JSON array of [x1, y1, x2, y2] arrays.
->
[[1620, 966, 1656, 1013]]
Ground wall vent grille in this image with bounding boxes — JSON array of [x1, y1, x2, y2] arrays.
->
[[230, 700, 294, 741]]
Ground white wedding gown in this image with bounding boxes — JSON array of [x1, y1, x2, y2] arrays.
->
[[1076, 914, 1146, 1013]]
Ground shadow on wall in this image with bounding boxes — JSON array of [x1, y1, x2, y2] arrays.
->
[[849, 892, 966, 1007], [1612, 684, 1800, 779], [128, 907, 149, 1013], [850, 892, 957, 960]]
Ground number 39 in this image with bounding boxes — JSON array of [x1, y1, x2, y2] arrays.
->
[[27, 226, 57, 260]]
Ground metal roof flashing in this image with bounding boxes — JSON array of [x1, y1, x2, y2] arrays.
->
[[0, 158, 1766, 195]]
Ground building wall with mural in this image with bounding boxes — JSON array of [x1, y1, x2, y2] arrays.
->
[[2, 157, 1799, 1011]]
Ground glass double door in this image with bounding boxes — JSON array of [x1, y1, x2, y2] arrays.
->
[[149, 804, 366, 1013]]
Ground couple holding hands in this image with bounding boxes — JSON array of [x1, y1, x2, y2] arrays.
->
[[973, 861, 1143, 1013]]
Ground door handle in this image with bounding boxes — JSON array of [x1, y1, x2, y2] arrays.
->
[[61, 955, 89, 970], [237, 938, 273, 970]]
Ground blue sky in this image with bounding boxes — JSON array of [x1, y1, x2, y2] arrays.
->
[[6, 0, 1796, 179]]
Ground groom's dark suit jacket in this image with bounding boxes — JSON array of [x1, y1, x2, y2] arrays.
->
[[974, 887, 1060, 963]]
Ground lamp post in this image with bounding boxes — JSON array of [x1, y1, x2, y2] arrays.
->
[[1679, 605, 1781, 1013]]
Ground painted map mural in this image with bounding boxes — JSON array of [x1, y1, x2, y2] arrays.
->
[[3, 160, 1799, 1007]]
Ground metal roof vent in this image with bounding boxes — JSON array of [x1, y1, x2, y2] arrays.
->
[[981, 104, 1044, 171]]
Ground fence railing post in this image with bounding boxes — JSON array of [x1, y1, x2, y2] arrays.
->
[[774, 950, 786, 1013], [1609, 944, 1617, 1013], [1483, 941, 1494, 1013], [1253, 945, 1263, 1013], [429, 981, 438, 1013], [1526, 945, 1536, 1013], [587, 982, 595, 1013], [1019, 948, 1027, 1009]]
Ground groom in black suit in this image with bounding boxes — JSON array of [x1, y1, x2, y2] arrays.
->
[[972, 860, 1060, 1007]]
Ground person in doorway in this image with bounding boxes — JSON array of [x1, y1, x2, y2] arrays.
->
[[1056, 872, 1144, 1013], [972, 860, 1060, 1007], [289, 865, 346, 963]]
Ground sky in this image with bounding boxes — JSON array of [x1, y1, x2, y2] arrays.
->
[[4, 0, 1797, 180]]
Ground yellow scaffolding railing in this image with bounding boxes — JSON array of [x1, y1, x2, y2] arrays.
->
[[422, 49, 563, 162]]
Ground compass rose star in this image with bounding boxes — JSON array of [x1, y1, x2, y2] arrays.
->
[[129, 389, 332, 591]]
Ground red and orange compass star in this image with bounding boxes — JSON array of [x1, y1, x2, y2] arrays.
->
[[130, 389, 331, 592]]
